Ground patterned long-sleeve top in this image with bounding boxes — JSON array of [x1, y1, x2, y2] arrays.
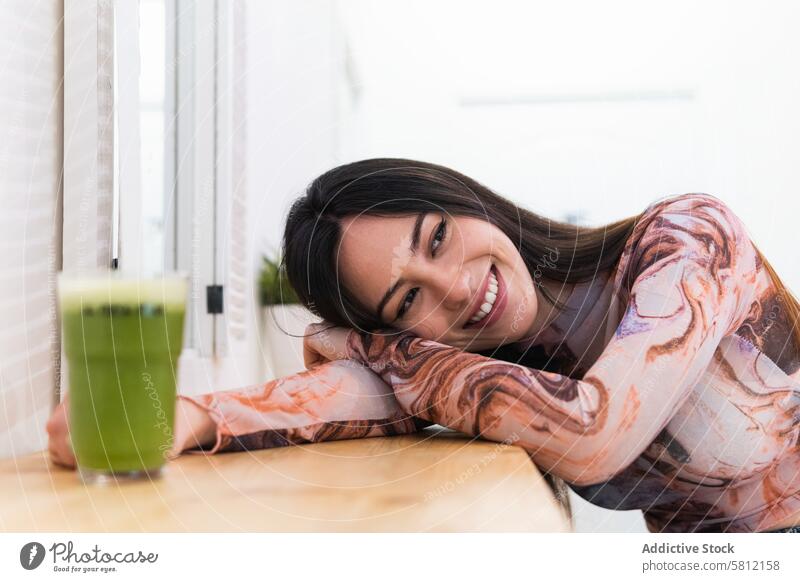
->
[[182, 192, 800, 533], [178, 360, 427, 454]]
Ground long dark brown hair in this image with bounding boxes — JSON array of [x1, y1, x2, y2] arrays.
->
[[280, 157, 800, 519]]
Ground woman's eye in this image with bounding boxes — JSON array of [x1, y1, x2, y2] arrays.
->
[[432, 219, 446, 255], [395, 220, 446, 321], [397, 287, 418, 319]]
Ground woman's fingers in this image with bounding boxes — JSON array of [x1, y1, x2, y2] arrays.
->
[[45, 397, 76, 469], [49, 444, 76, 469], [303, 322, 330, 369], [165, 442, 182, 461], [48, 435, 76, 468], [303, 341, 327, 369], [48, 432, 76, 468], [302, 322, 353, 369]]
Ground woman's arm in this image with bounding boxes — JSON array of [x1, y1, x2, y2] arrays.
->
[[344, 194, 759, 486], [176, 359, 428, 455], [48, 355, 426, 466]]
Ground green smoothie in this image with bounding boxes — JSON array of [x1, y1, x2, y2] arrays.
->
[[58, 273, 187, 480]]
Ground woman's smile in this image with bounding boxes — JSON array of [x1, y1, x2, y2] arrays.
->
[[463, 264, 508, 329]]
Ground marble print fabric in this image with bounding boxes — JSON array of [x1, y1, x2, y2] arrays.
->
[[178, 359, 427, 454], [181, 192, 800, 532], [343, 193, 800, 532]]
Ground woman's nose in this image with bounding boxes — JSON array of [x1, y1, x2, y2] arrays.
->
[[432, 267, 471, 309]]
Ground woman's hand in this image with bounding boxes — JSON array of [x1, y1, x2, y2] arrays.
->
[[303, 322, 353, 369], [167, 396, 217, 458], [45, 392, 217, 467], [45, 393, 75, 469]]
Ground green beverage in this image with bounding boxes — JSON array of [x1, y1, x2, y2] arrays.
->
[[57, 272, 187, 483]]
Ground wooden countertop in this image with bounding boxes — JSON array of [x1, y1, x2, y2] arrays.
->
[[0, 428, 572, 532]]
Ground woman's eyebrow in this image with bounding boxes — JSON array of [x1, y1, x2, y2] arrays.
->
[[375, 211, 428, 320]]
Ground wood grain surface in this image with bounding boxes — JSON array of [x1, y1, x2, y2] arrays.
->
[[0, 428, 572, 532]]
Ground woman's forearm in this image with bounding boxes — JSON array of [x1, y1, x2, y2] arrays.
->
[[173, 395, 218, 454], [173, 359, 427, 456]]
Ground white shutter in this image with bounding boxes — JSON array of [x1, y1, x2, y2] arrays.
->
[[114, 0, 143, 273], [174, 1, 262, 394], [0, 0, 64, 458], [213, 0, 262, 387], [219, 0, 249, 347], [62, 0, 115, 272], [172, 0, 218, 395]]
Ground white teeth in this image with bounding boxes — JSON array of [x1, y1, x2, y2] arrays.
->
[[468, 270, 499, 324]]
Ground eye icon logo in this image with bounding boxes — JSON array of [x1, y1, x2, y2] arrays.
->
[[19, 542, 46, 570]]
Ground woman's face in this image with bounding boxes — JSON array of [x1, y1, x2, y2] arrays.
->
[[337, 211, 548, 351]]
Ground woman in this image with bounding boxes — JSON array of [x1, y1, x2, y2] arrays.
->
[[47, 158, 800, 533]]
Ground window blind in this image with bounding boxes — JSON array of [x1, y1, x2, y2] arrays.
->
[[0, 0, 65, 458]]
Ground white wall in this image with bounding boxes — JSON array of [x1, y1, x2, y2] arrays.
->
[[242, 0, 345, 379], [0, 0, 63, 458], [242, 0, 800, 531], [335, 0, 800, 293], [245, 0, 343, 257]]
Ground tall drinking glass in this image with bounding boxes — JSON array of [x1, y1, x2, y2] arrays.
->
[[57, 271, 187, 484]]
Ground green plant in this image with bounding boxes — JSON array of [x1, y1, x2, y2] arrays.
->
[[258, 254, 300, 306]]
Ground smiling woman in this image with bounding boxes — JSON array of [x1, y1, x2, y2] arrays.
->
[[278, 157, 643, 519], [281, 158, 800, 532]]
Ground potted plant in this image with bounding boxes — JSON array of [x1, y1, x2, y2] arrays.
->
[[258, 253, 320, 380]]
